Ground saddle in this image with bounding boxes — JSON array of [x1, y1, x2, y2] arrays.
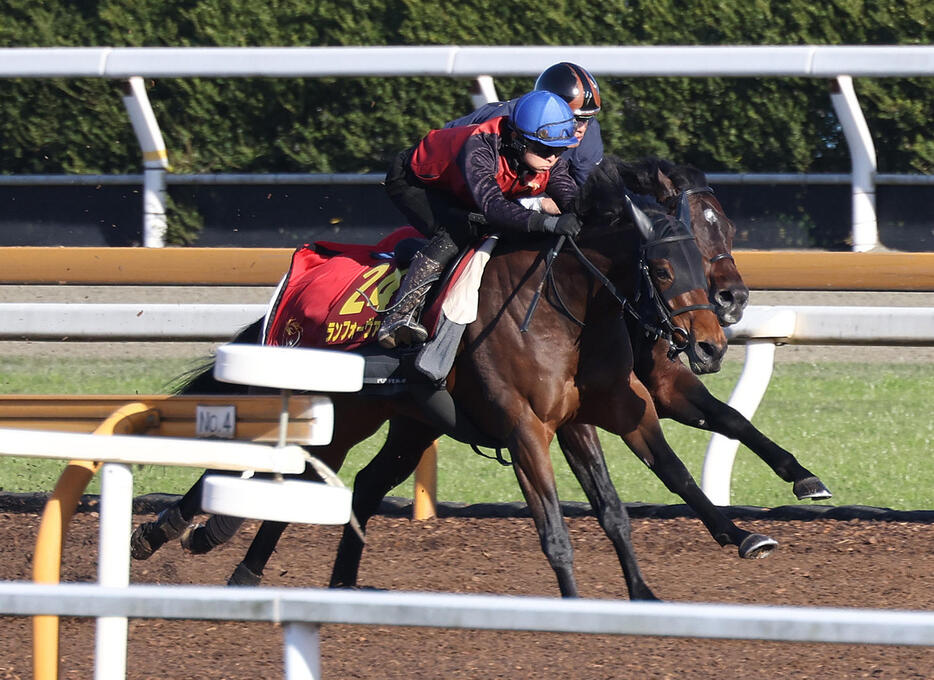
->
[[263, 227, 497, 384]]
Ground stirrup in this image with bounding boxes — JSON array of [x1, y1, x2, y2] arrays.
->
[[378, 315, 428, 349]]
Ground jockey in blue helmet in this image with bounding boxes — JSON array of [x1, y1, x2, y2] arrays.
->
[[379, 90, 581, 349]]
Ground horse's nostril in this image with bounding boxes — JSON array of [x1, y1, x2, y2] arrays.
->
[[698, 341, 725, 362]]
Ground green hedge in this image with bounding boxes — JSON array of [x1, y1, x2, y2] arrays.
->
[[2, 0, 933, 177]]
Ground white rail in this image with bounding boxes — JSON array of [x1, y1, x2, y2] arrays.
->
[[4, 45, 934, 248], [0, 344, 365, 680], [0, 582, 932, 646], [4, 302, 931, 505], [0, 302, 266, 339], [4, 45, 934, 78], [6, 303, 934, 344]]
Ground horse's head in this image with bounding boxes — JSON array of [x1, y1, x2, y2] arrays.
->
[[625, 193, 727, 374], [652, 162, 749, 325], [611, 156, 749, 326]]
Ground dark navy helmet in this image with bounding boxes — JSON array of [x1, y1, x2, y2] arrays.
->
[[534, 62, 602, 118], [509, 90, 578, 149]]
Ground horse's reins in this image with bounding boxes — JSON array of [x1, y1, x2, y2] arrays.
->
[[520, 195, 716, 358], [520, 234, 567, 332]]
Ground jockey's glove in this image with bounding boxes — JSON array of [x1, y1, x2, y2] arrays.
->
[[537, 213, 581, 237]]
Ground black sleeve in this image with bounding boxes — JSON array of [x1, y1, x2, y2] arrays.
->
[[545, 158, 581, 215], [457, 133, 539, 232]]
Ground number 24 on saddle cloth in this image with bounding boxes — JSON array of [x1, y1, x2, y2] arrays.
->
[[263, 227, 421, 350], [262, 227, 496, 353]]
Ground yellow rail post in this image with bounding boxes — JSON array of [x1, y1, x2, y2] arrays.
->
[[32, 403, 157, 680], [412, 442, 438, 520]]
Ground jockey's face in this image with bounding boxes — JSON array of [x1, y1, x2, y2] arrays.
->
[[573, 116, 592, 143], [521, 137, 565, 172]]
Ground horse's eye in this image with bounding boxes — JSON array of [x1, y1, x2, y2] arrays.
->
[[653, 267, 672, 281]]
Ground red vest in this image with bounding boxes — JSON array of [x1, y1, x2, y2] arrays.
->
[[409, 117, 549, 208]]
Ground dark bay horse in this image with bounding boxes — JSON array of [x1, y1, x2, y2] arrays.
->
[[134, 164, 777, 599], [555, 156, 831, 524]]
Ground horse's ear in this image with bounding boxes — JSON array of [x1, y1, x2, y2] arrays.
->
[[676, 191, 693, 232], [624, 194, 656, 241], [656, 168, 678, 202]]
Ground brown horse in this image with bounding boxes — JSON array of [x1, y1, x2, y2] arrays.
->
[[133, 159, 777, 600], [327, 159, 791, 596]]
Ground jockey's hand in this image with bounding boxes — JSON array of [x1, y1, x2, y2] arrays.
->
[[542, 213, 581, 237], [540, 197, 560, 215]]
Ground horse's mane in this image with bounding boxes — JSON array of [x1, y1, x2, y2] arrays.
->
[[603, 154, 709, 197], [577, 154, 670, 234]]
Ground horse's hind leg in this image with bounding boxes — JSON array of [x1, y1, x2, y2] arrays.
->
[[330, 417, 440, 589], [228, 520, 289, 586], [130, 471, 220, 560], [557, 423, 657, 601]]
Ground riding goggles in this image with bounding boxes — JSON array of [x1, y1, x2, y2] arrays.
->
[[526, 139, 568, 159], [517, 116, 577, 144]]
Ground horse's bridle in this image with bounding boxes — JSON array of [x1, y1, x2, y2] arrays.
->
[[634, 226, 715, 356], [677, 186, 735, 267], [521, 189, 717, 358]]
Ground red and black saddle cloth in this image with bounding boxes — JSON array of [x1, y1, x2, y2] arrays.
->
[[262, 227, 490, 352]]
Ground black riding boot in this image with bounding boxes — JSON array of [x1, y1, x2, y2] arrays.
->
[[378, 249, 445, 349]]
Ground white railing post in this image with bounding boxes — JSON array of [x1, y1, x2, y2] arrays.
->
[[121, 76, 169, 248], [701, 341, 778, 506], [470, 75, 499, 108], [95, 462, 133, 680], [830, 75, 878, 252], [283, 622, 322, 680]]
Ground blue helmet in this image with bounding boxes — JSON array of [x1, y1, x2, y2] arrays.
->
[[509, 90, 578, 148]]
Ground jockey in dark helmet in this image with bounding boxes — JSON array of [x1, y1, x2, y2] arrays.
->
[[445, 62, 604, 187], [379, 90, 581, 349]]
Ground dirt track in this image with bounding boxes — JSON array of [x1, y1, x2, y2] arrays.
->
[[0, 288, 932, 678], [0, 509, 932, 679]]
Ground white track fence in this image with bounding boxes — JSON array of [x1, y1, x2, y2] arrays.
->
[[4, 301, 933, 504], [0, 581, 932, 644], [0, 345, 364, 680]]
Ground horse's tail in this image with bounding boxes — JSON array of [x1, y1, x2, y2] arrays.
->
[[169, 317, 265, 395]]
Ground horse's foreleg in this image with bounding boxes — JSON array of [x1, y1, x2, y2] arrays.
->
[[510, 417, 578, 598], [330, 417, 440, 589], [650, 363, 831, 500], [617, 375, 777, 559], [557, 423, 657, 600]]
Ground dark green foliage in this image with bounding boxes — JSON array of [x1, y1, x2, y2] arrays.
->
[[2, 0, 934, 241]]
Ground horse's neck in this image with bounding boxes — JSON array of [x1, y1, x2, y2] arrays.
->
[[478, 240, 637, 329]]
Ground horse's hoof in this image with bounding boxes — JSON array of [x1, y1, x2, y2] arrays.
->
[[130, 511, 181, 560], [631, 585, 661, 601], [227, 562, 262, 587], [129, 524, 158, 561], [793, 476, 833, 500], [179, 523, 212, 555], [329, 583, 386, 592], [738, 533, 778, 559], [130, 506, 188, 560]]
